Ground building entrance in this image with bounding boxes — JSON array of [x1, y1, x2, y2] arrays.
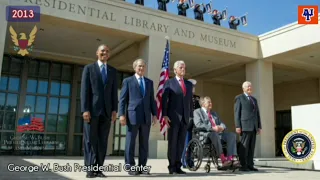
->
[[0, 54, 133, 156], [275, 110, 292, 157]]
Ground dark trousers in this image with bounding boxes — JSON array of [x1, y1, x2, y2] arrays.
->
[[125, 122, 150, 167], [181, 130, 192, 167], [239, 131, 256, 168], [167, 120, 187, 172], [83, 115, 111, 173]]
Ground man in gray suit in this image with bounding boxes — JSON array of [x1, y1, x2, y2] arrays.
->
[[234, 81, 261, 171], [194, 96, 240, 168]]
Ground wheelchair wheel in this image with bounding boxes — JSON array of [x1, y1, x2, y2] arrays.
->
[[209, 144, 220, 169], [184, 138, 203, 171]]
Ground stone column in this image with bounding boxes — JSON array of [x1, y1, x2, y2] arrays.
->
[[194, 79, 204, 96], [0, 2, 8, 76], [138, 35, 169, 158], [246, 60, 275, 158]]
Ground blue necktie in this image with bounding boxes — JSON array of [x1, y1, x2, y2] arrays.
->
[[139, 77, 145, 97], [101, 64, 107, 85]]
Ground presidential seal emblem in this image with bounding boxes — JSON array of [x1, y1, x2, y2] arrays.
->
[[282, 129, 316, 164]]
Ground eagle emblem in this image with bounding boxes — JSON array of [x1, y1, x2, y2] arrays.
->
[[9, 25, 37, 56], [291, 138, 307, 155]]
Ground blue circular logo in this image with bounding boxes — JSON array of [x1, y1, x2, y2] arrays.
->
[[282, 129, 316, 164]]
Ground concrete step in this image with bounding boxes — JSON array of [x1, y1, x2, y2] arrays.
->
[[253, 158, 317, 171]]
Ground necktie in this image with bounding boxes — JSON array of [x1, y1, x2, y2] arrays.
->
[[139, 77, 145, 97], [208, 111, 216, 127], [248, 96, 255, 109], [101, 64, 107, 85], [179, 79, 186, 96]]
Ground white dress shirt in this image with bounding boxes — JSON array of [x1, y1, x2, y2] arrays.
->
[[135, 73, 145, 92], [97, 60, 107, 76]]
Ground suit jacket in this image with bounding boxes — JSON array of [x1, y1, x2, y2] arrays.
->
[[81, 62, 118, 118], [193, 108, 227, 141], [177, 3, 189, 16], [162, 77, 193, 125], [229, 19, 240, 30], [194, 7, 206, 21], [119, 76, 157, 125], [187, 94, 201, 131], [234, 93, 261, 131], [158, 0, 169, 11], [192, 95, 201, 110], [212, 14, 222, 25]]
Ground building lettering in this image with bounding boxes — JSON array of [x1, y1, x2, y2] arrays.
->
[[23, 0, 236, 49], [200, 34, 236, 48], [124, 16, 169, 33], [24, 0, 116, 21], [173, 28, 195, 39]]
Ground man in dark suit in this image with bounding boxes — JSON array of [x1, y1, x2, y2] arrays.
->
[[229, 16, 240, 30], [177, 0, 189, 17], [158, 0, 170, 11], [212, 10, 223, 26], [135, 0, 144, 5], [119, 59, 158, 175], [182, 79, 200, 168], [162, 60, 193, 174], [81, 44, 118, 178], [194, 96, 240, 168], [194, 4, 206, 21], [234, 81, 261, 171]]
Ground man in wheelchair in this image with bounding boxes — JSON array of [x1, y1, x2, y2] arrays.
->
[[193, 96, 240, 168]]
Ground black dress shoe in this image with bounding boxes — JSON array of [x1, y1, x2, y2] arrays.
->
[[176, 169, 186, 174], [95, 172, 107, 177], [248, 167, 258, 171], [86, 172, 95, 178]]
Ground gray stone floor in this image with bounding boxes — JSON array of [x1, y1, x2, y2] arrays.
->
[[0, 156, 319, 180]]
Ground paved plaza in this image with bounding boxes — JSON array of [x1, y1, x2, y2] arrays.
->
[[0, 156, 319, 180]]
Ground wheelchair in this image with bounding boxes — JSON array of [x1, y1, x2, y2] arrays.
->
[[183, 127, 240, 173]]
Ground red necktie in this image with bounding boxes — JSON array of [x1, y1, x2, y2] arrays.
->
[[208, 111, 216, 127], [179, 79, 186, 96]]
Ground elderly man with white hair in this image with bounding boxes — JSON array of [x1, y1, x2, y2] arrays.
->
[[234, 81, 262, 172], [194, 96, 240, 168], [162, 60, 193, 174]]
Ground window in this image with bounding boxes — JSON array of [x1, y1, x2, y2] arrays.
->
[[22, 60, 72, 155], [0, 56, 22, 153], [73, 66, 84, 155]]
